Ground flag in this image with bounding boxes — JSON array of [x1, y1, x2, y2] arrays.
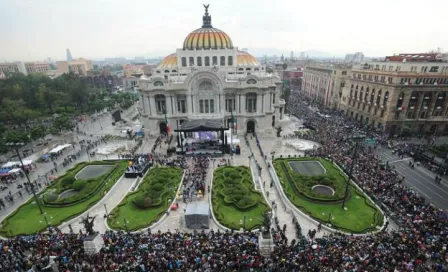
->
[[165, 113, 170, 134], [231, 106, 237, 134]]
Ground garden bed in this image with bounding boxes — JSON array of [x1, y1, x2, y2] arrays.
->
[[274, 157, 383, 233], [212, 166, 270, 230], [107, 167, 183, 231], [0, 161, 127, 237]]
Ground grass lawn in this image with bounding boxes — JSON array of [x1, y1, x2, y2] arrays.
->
[[212, 166, 270, 230], [0, 161, 127, 237], [107, 167, 183, 231], [274, 157, 383, 233]]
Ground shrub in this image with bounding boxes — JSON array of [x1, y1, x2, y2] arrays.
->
[[134, 194, 149, 208], [45, 192, 59, 202], [60, 177, 76, 188], [72, 180, 87, 191]]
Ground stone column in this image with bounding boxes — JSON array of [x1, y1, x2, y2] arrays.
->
[[241, 94, 246, 114], [140, 95, 146, 114], [150, 96, 157, 115], [236, 94, 240, 113], [187, 95, 192, 114], [147, 95, 152, 115], [257, 93, 262, 113]]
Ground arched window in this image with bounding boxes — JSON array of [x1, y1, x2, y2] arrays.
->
[[246, 68, 251, 71], [181, 57, 187, 67], [238, 68, 244, 71], [370, 89, 375, 104], [254, 68, 259, 71], [360, 87, 364, 101], [246, 92, 257, 113], [220, 56, 225, 66], [365, 88, 369, 102], [205, 56, 210, 66], [197, 57, 202, 66], [164, 70, 169, 73], [228, 56, 233, 66], [155, 94, 166, 113], [212, 56, 218, 66], [171, 70, 177, 73], [189, 57, 194, 66]]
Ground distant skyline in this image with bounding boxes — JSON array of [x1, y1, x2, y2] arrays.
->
[[0, 0, 447, 62]]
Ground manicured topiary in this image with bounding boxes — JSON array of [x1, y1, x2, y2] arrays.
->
[[60, 177, 76, 188], [45, 192, 59, 202], [72, 180, 87, 191]]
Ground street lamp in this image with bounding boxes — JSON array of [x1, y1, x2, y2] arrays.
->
[[341, 134, 365, 209], [6, 142, 44, 214]]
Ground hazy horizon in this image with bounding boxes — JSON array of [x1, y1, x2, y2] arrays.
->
[[1, 0, 446, 62]]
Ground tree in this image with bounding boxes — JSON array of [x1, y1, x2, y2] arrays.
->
[[30, 125, 47, 141], [52, 114, 75, 134]]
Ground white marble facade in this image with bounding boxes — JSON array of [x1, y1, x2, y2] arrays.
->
[[138, 6, 285, 136]]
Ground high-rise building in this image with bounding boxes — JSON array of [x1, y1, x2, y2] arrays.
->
[[241, 48, 248, 52], [290, 51, 294, 60], [66, 48, 73, 61], [344, 52, 364, 63], [339, 52, 448, 135]]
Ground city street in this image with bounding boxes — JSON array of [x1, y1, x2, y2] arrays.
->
[[378, 147, 448, 210], [0, 105, 140, 218]]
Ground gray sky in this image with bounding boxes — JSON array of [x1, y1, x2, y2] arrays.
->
[[1, 0, 447, 61]]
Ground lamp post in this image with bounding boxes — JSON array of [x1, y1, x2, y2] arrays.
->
[[6, 142, 44, 214], [341, 134, 365, 209]]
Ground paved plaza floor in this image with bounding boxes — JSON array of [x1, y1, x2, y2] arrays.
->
[[1, 111, 400, 239]]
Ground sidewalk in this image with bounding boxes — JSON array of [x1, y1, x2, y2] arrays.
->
[[246, 135, 331, 240], [59, 176, 136, 234]]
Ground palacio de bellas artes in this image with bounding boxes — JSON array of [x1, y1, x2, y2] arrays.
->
[[138, 6, 286, 136]]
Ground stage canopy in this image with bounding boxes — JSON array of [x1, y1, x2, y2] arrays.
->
[[176, 119, 228, 132], [184, 203, 210, 229]]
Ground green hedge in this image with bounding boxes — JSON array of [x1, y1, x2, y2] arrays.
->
[[0, 161, 127, 237], [42, 161, 118, 207], [277, 158, 346, 202], [212, 166, 270, 230], [107, 167, 183, 231], [274, 157, 384, 233]]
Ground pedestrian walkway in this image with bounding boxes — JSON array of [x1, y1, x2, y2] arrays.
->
[[151, 159, 220, 233], [60, 176, 137, 234], [246, 135, 331, 240]]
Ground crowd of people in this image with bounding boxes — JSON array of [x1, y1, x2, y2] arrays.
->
[[0, 91, 447, 271], [181, 156, 209, 203]]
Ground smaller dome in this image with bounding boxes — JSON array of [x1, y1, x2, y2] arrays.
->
[[236, 51, 259, 66], [157, 53, 177, 69]]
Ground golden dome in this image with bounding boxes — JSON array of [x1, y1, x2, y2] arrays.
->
[[237, 51, 259, 66], [157, 53, 177, 69], [183, 28, 233, 50], [183, 5, 233, 50]]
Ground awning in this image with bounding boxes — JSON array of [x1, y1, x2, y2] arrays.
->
[[176, 119, 228, 132]]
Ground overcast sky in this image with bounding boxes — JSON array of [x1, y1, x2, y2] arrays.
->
[[1, 0, 447, 62]]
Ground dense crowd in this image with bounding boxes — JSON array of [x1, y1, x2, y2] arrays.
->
[[0, 91, 447, 271]]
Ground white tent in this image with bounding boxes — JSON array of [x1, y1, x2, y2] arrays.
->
[[2, 162, 17, 168], [184, 203, 210, 229], [22, 159, 33, 166], [49, 144, 72, 154], [8, 168, 22, 174]]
